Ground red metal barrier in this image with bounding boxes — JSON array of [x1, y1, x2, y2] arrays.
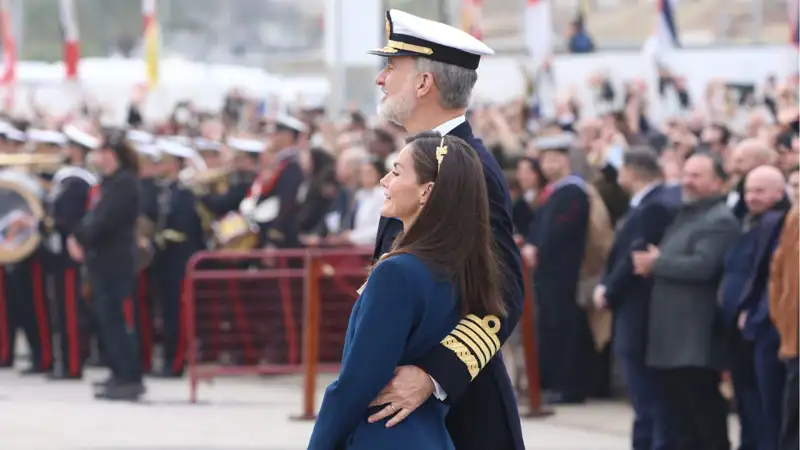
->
[[184, 246, 551, 422], [184, 247, 372, 404], [519, 261, 554, 418]]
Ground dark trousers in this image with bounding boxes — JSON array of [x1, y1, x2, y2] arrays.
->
[[752, 335, 786, 450], [9, 258, 52, 371], [620, 354, 671, 450], [135, 271, 154, 373], [779, 358, 798, 450], [90, 270, 142, 383], [155, 271, 186, 375], [0, 266, 16, 367], [537, 291, 592, 400], [49, 265, 84, 377], [658, 367, 730, 450], [730, 333, 761, 450]]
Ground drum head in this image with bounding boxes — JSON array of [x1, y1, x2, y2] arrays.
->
[[0, 179, 44, 264]]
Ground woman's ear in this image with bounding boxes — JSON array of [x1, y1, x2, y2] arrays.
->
[[419, 182, 434, 206]]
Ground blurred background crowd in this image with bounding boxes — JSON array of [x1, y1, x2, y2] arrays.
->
[[0, 0, 797, 448]]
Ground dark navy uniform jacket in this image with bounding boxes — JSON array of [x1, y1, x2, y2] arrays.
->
[[602, 184, 678, 358], [372, 121, 524, 450], [73, 168, 140, 277], [252, 150, 304, 248], [152, 179, 205, 274], [46, 167, 96, 266], [308, 254, 460, 450], [200, 170, 257, 217]]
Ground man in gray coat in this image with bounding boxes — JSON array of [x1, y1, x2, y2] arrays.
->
[[632, 152, 740, 450]]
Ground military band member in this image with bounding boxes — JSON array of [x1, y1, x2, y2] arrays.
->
[[41, 124, 100, 379], [242, 113, 307, 249], [9, 128, 69, 375], [365, 11, 525, 450], [133, 141, 161, 373], [195, 138, 224, 172], [0, 123, 32, 368], [150, 140, 205, 377]]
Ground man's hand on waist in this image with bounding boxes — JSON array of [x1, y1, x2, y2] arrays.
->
[[368, 365, 439, 427]]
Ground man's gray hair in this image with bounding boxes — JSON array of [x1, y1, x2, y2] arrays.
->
[[415, 58, 478, 110]]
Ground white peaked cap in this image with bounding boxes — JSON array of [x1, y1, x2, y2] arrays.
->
[[27, 129, 68, 145], [368, 9, 494, 70], [63, 124, 101, 150], [227, 137, 266, 154]]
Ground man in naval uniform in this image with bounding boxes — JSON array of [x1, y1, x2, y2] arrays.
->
[[0, 123, 41, 369], [41, 124, 100, 380], [150, 140, 205, 377], [241, 113, 307, 250], [199, 138, 260, 219], [364, 10, 524, 450]]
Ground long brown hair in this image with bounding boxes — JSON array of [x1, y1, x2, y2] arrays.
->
[[104, 128, 140, 175], [383, 132, 506, 316]]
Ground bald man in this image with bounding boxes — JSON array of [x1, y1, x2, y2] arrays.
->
[[720, 164, 791, 450], [727, 139, 780, 219]]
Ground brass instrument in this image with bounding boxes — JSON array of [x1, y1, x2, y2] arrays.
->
[[180, 165, 232, 196], [0, 175, 46, 264], [0, 153, 66, 168]]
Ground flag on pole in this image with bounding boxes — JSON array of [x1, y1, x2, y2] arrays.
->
[[460, 0, 484, 40], [0, 0, 16, 86], [576, 0, 590, 22], [59, 0, 80, 80], [524, 0, 553, 71], [789, 0, 799, 48], [642, 0, 680, 59], [142, 0, 159, 88]]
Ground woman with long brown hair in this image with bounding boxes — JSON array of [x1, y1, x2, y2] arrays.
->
[[308, 132, 505, 450]]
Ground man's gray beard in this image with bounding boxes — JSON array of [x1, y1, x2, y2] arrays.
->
[[378, 95, 414, 127]]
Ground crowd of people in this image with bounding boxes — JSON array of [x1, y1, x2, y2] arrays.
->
[[0, 7, 796, 450]]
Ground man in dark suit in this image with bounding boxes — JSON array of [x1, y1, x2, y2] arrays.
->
[[364, 9, 524, 450], [720, 165, 791, 450], [593, 148, 678, 450]]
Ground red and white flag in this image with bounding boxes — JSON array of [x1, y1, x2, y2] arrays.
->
[[142, 0, 157, 31], [59, 0, 80, 80], [0, 0, 16, 86], [460, 0, 484, 40]]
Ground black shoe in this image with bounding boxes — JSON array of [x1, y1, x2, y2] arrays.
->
[[94, 381, 146, 401], [92, 376, 115, 388]]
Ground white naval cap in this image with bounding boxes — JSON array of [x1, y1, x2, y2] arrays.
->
[[273, 112, 308, 134], [226, 137, 266, 154], [3, 126, 26, 143], [63, 124, 101, 150], [533, 133, 577, 153], [127, 129, 154, 145], [27, 129, 68, 146], [194, 137, 222, 152], [368, 9, 494, 70], [136, 143, 162, 161], [156, 139, 206, 169]]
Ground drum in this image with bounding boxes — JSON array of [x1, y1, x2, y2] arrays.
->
[[0, 177, 45, 264], [212, 212, 258, 250]]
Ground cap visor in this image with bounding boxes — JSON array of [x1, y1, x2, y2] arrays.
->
[[367, 48, 419, 58]]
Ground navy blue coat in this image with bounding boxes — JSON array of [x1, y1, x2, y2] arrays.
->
[[720, 208, 789, 341], [602, 184, 678, 358], [372, 121, 524, 450], [308, 254, 460, 450]]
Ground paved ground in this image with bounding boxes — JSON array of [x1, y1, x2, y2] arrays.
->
[[0, 368, 740, 450]]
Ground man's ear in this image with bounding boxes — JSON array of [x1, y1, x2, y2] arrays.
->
[[416, 72, 434, 99]]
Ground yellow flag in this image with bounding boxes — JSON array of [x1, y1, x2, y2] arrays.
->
[[144, 21, 159, 87]]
